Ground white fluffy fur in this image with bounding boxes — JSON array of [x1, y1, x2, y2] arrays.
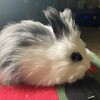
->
[[19, 38, 91, 86], [0, 7, 91, 86]]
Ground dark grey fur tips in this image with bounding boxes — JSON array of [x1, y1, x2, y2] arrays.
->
[[44, 7, 69, 39]]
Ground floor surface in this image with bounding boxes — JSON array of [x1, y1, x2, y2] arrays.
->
[[81, 27, 100, 57]]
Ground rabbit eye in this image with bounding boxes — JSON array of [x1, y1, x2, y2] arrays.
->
[[71, 52, 83, 62]]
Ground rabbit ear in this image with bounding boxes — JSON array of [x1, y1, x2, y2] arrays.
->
[[61, 8, 80, 35], [44, 7, 67, 39]]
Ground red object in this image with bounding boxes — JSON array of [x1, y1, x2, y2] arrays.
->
[[0, 85, 58, 100], [87, 64, 99, 73]]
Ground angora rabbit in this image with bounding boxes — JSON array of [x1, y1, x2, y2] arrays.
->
[[0, 7, 91, 86]]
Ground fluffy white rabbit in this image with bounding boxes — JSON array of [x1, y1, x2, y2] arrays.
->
[[0, 7, 91, 86]]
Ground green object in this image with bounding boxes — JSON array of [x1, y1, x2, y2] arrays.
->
[[56, 85, 68, 100], [90, 52, 100, 68], [90, 52, 100, 83]]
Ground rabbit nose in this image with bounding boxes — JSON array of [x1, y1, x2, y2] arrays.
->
[[71, 52, 83, 62]]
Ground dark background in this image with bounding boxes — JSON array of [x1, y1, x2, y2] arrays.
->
[[0, 0, 100, 29], [0, 0, 59, 29]]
